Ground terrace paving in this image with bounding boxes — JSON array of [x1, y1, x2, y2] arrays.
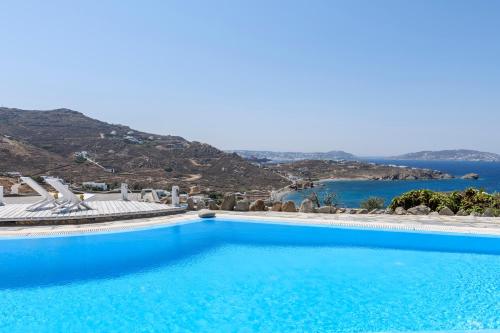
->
[[0, 200, 185, 226]]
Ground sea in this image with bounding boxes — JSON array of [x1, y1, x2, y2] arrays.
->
[[284, 160, 500, 208]]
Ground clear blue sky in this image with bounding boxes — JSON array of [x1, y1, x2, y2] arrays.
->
[[1, 0, 499, 155]]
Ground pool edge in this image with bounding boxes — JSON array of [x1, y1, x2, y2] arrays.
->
[[1, 212, 500, 239]]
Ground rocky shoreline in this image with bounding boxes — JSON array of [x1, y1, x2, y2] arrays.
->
[[188, 193, 498, 218], [269, 159, 454, 191], [265, 160, 484, 196]]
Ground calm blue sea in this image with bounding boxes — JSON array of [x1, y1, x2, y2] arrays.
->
[[285, 160, 500, 208]]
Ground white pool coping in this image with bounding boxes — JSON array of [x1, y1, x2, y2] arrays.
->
[[0, 211, 499, 238]]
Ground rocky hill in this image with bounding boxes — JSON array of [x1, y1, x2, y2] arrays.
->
[[271, 160, 453, 181], [0, 107, 289, 193], [393, 150, 500, 162]]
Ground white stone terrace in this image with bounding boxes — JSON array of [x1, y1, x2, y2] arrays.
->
[[0, 201, 184, 225]]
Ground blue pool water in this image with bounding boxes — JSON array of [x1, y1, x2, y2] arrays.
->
[[285, 160, 500, 207], [1, 220, 500, 332]]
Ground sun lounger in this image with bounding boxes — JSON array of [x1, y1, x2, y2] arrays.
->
[[20, 176, 60, 211], [140, 189, 161, 203], [44, 177, 94, 212]]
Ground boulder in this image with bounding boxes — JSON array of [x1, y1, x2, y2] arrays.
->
[[234, 200, 250, 211], [356, 209, 369, 214], [407, 205, 431, 215], [189, 185, 201, 195], [438, 207, 455, 216], [461, 173, 479, 180], [186, 197, 196, 211], [271, 202, 282, 212], [429, 212, 440, 217], [317, 206, 332, 214], [394, 207, 407, 215], [299, 199, 315, 213], [249, 199, 267, 211], [336, 208, 346, 214], [470, 211, 481, 217], [220, 193, 236, 211], [208, 201, 220, 210], [281, 201, 297, 212], [482, 208, 495, 217], [456, 209, 468, 216], [198, 209, 216, 218], [196, 200, 206, 210], [348, 209, 357, 214]]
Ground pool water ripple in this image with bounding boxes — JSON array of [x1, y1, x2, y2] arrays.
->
[[1, 220, 499, 332]]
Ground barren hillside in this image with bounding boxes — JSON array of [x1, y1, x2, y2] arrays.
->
[[0, 108, 289, 193]]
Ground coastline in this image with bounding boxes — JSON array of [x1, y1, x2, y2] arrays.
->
[[315, 177, 462, 183], [278, 176, 488, 209], [285, 176, 460, 193]]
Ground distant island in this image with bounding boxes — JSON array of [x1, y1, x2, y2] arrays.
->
[[392, 150, 500, 162], [231, 149, 500, 163], [227, 150, 356, 162]]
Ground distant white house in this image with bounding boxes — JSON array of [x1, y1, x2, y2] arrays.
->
[[5, 171, 21, 177], [74, 151, 89, 160], [102, 166, 115, 173], [82, 181, 108, 191], [124, 135, 143, 144]]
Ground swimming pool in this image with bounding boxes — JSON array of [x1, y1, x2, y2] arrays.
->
[[1, 219, 499, 332]]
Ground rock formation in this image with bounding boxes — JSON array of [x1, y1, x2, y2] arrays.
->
[[220, 193, 236, 210]]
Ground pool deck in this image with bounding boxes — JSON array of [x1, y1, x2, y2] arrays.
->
[[0, 210, 499, 237], [0, 201, 185, 225]]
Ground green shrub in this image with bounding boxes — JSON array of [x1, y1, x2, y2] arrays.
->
[[360, 197, 385, 210], [208, 192, 224, 204], [31, 175, 45, 184], [389, 189, 434, 210], [308, 191, 321, 208], [74, 156, 86, 163], [323, 191, 340, 207], [389, 188, 500, 214]]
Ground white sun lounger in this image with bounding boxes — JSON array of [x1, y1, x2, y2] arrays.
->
[[140, 189, 161, 203], [44, 177, 94, 212], [20, 176, 60, 211]]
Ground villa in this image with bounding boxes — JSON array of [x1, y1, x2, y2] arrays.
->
[[1, 0, 500, 331]]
